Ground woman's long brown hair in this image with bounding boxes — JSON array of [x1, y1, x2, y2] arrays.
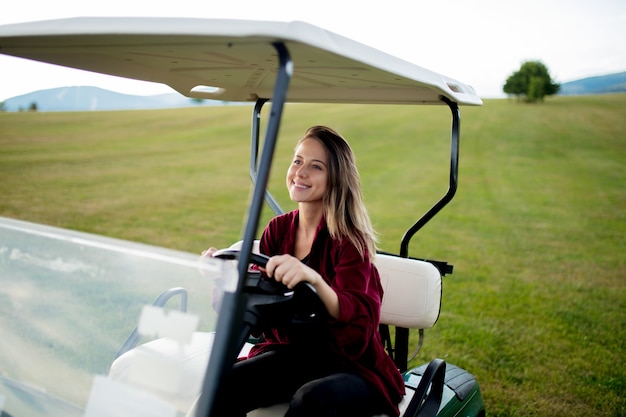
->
[[299, 126, 377, 261]]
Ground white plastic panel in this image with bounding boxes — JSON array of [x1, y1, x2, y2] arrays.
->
[[0, 18, 482, 105], [376, 254, 442, 329]]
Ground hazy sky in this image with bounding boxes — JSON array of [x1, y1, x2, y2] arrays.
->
[[0, 0, 624, 101]]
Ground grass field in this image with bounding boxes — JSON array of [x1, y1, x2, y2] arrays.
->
[[1, 94, 624, 416]]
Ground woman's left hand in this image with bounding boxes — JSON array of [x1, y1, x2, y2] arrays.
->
[[264, 254, 319, 289], [264, 254, 340, 319]]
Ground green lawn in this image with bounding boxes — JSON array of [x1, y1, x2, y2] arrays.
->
[[1, 94, 624, 416]]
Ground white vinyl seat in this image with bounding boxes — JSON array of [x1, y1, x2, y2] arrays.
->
[[376, 253, 441, 330], [109, 241, 442, 417]]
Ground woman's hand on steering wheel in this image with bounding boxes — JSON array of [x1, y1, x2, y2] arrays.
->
[[264, 254, 321, 290], [201, 247, 219, 258]]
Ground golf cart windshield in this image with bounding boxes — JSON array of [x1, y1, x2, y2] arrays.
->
[[0, 216, 227, 417], [0, 17, 483, 417]]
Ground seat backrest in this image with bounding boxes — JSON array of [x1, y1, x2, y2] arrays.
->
[[376, 253, 442, 329]]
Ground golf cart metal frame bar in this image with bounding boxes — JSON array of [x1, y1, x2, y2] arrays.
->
[[197, 42, 293, 417], [400, 96, 460, 258], [249, 95, 461, 260]]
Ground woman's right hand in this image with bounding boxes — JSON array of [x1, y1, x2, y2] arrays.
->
[[201, 247, 218, 258], [198, 247, 219, 279]]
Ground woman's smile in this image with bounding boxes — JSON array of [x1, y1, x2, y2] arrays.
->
[[292, 181, 310, 189]]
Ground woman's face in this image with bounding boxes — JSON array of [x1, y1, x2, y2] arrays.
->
[[286, 138, 329, 204]]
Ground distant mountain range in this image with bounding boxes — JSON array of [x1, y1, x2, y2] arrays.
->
[[558, 71, 626, 95], [2, 72, 625, 111], [1, 86, 229, 112]]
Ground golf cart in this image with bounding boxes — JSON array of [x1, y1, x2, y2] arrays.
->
[[0, 17, 484, 417]]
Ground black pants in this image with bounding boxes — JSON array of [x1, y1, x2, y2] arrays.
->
[[210, 346, 389, 417]]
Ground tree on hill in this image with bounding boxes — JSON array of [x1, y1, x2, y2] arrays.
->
[[503, 60, 560, 102]]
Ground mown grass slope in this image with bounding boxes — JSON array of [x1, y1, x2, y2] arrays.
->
[[1, 94, 624, 416]]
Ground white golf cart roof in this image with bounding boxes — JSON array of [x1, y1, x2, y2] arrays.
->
[[0, 17, 482, 105]]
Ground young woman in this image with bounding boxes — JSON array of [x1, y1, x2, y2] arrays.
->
[[205, 126, 404, 417]]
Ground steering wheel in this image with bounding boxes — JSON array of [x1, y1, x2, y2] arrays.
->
[[212, 248, 270, 267], [213, 248, 325, 327], [213, 248, 291, 295]]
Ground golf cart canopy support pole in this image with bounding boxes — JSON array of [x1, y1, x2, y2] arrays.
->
[[393, 97, 459, 371], [197, 42, 293, 417], [251, 99, 285, 215], [399, 96, 460, 258]]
